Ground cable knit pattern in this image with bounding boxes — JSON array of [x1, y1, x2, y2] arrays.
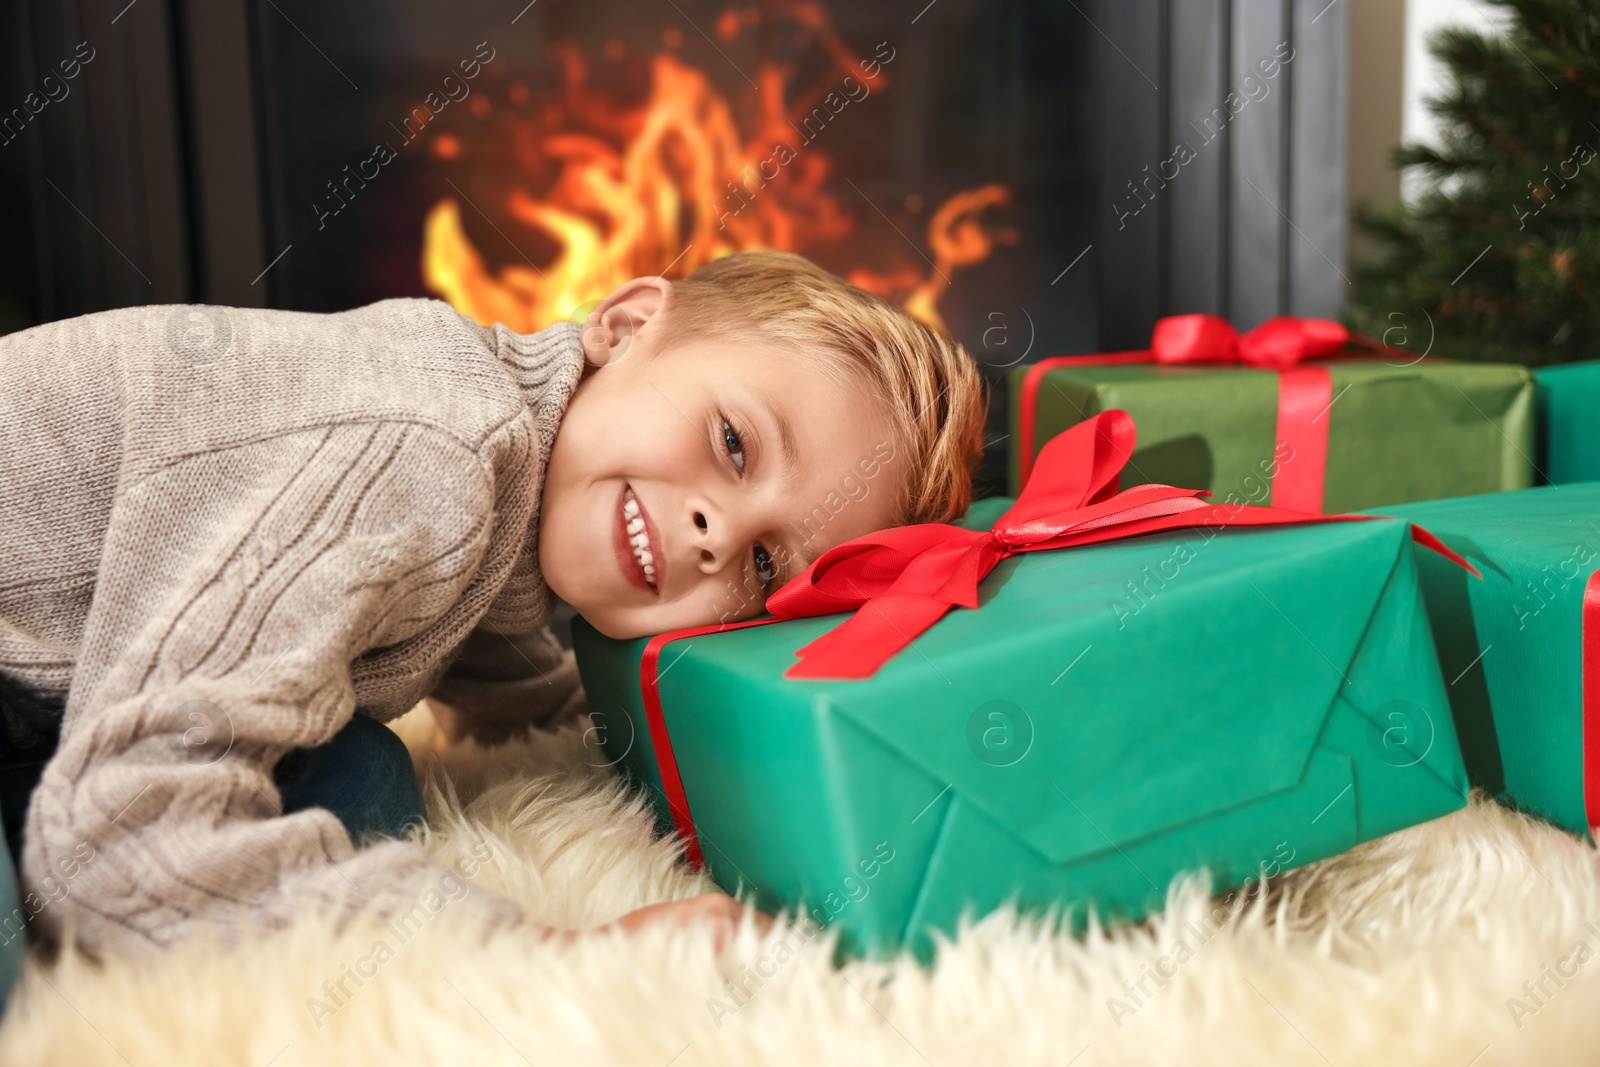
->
[[0, 298, 585, 958]]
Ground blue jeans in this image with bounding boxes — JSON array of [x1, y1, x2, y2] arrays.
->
[[0, 709, 426, 1016]]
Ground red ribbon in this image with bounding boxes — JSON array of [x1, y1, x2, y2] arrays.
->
[[1585, 571, 1600, 830], [635, 409, 1475, 864], [1016, 314, 1376, 512], [639, 617, 777, 868], [765, 410, 1474, 679]]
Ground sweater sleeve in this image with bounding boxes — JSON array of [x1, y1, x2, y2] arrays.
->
[[21, 421, 529, 958], [430, 623, 587, 745]]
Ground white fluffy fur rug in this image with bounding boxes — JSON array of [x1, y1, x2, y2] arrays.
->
[[3, 701, 1600, 1066]]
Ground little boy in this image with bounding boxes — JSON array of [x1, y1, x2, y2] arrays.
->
[[0, 251, 986, 963]]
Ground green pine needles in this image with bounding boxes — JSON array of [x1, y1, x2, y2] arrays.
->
[[1350, 0, 1600, 365]]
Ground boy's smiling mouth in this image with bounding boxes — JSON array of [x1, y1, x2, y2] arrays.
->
[[614, 483, 664, 595]]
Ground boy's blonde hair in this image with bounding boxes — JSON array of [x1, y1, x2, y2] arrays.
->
[[655, 250, 987, 528]]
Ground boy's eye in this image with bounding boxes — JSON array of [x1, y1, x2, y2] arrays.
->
[[753, 543, 777, 592], [721, 418, 746, 474], [720, 415, 776, 593]]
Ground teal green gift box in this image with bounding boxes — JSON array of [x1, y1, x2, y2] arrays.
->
[[1378, 484, 1600, 837], [572, 500, 1470, 959], [1535, 361, 1600, 484]]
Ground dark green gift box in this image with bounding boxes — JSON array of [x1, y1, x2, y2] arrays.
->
[[1535, 361, 1600, 485], [572, 500, 1470, 959], [1379, 484, 1600, 837], [1008, 359, 1536, 509]]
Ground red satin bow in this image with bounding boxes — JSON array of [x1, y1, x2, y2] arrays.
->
[[1151, 314, 1351, 370], [766, 410, 1471, 679]]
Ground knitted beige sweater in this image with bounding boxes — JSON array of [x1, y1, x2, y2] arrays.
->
[[0, 298, 587, 958]]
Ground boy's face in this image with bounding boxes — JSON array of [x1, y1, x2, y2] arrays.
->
[[540, 279, 905, 640]]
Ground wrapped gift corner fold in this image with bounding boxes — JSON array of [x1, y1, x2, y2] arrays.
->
[[573, 410, 1478, 959]]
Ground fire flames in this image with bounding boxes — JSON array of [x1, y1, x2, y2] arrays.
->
[[421, 4, 1012, 336]]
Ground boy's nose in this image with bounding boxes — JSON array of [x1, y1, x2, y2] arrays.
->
[[689, 507, 746, 574], [693, 510, 712, 564]]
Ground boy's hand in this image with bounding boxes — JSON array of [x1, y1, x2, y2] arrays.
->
[[558, 894, 772, 951], [426, 697, 468, 746]]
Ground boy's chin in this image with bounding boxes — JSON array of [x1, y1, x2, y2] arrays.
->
[[568, 602, 657, 641], [578, 612, 643, 641], [573, 602, 742, 641]]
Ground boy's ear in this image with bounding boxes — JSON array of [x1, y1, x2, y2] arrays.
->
[[579, 276, 673, 367]]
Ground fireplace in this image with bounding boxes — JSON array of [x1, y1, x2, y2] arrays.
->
[[250, 0, 1100, 503], [2, 0, 1349, 505]]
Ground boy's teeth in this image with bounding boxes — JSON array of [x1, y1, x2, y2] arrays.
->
[[622, 486, 656, 588]]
